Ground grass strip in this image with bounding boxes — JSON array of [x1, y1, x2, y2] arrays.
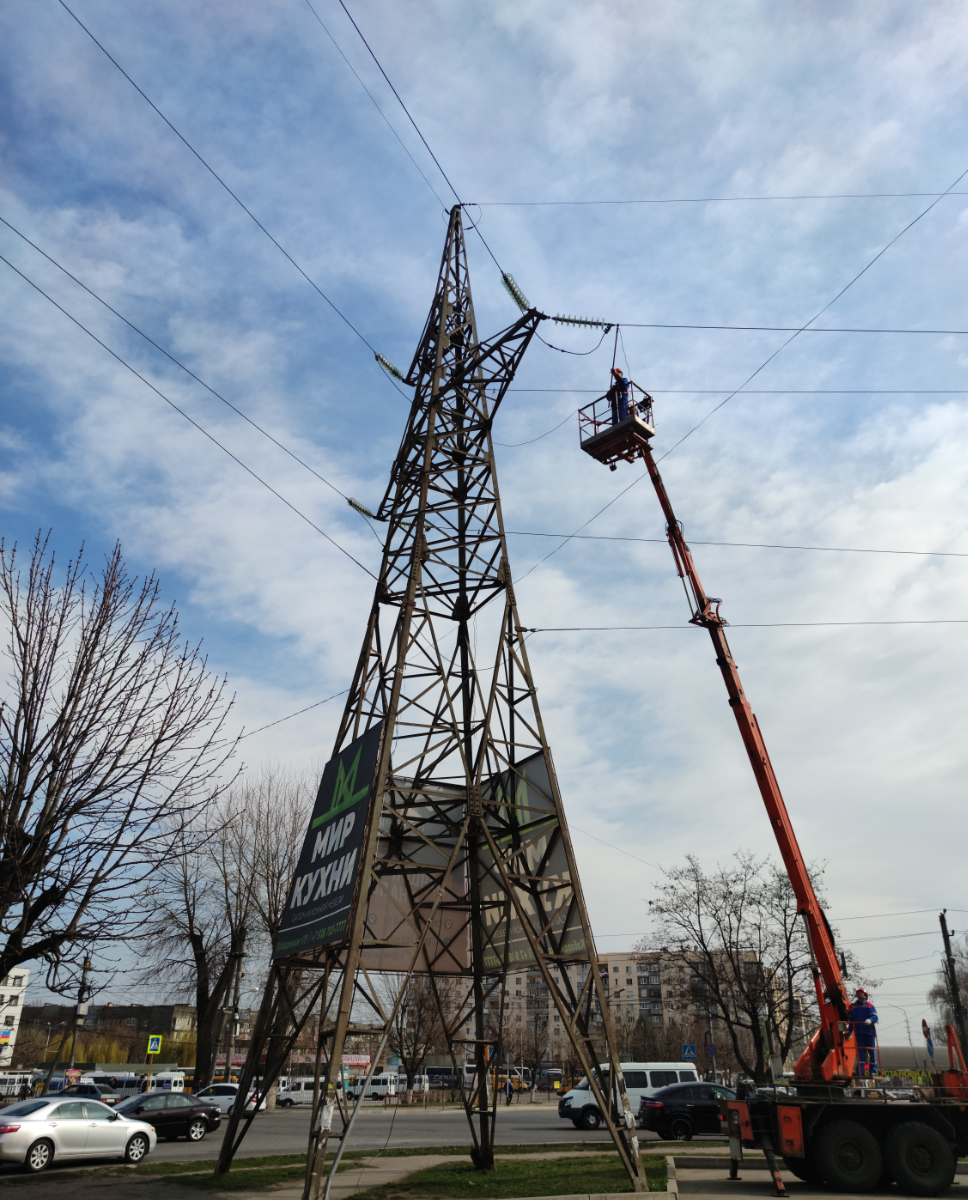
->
[[348, 1154, 668, 1200]]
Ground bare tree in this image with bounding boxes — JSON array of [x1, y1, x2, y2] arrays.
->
[[641, 854, 846, 1083], [378, 973, 455, 1092], [138, 803, 253, 1087], [139, 765, 316, 1087], [241, 764, 316, 957], [0, 534, 236, 994]]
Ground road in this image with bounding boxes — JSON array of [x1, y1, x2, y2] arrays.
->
[[0, 1101, 717, 1177], [148, 1102, 622, 1160]]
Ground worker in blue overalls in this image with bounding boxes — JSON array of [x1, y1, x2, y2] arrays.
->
[[849, 987, 878, 1077], [607, 368, 632, 424]]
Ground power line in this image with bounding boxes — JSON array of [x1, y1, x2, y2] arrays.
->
[[1, 253, 377, 580], [518, 161, 968, 580], [505, 388, 968, 394], [475, 191, 968, 207], [616, 322, 968, 335], [841, 931, 938, 945], [332, 0, 508, 278], [334, 0, 460, 206], [239, 689, 349, 740], [0, 213, 372, 521], [505, 530, 968, 560], [302, 0, 446, 208], [569, 826, 664, 873], [526, 621, 968, 632], [654, 160, 968, 463], [54, 0, 405, 388]]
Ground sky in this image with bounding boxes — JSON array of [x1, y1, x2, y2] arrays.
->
[[2, 0, 968, 1045]]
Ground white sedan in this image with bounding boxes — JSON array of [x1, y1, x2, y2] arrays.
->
[[0, 1096, 156, 1172], [193, 1083, 265, 1114]]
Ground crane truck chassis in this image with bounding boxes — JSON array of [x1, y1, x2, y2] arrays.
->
[[578, 390, 968, 1195]]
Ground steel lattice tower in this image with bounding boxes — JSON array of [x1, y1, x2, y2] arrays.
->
[[216, 207, 646, 1196]]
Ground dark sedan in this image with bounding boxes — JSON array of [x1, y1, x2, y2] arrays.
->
[[114, 1092, 221, 1142], [639, 1081, 736, 1140]]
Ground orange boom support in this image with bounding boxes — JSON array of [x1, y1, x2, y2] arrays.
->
[[578, 398, 854, 1083]]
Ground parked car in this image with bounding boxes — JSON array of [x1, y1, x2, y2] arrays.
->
[[0, 1096, 156, 1172], [59, 1083, 122, 1107], [638, 1081, 736, 1140], [113, 1091, 221, 1141], [558, 1062, 700, 1130], [192, 1083, 266, 1114]]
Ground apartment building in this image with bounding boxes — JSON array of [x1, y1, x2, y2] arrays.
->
[[0, 967, 30, 1066]]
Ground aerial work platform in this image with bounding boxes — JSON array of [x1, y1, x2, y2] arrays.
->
[[578, 390, 655, 469]]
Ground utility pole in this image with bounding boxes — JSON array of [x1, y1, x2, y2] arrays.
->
[[218, 929, 246, 1081], [68, 958, 91, 1069], [42, 959, 90, 1093], [229, 928, 246, 1080], [939, 911, 968, 1059]]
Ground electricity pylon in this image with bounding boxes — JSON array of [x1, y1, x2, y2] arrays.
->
[[215, 207, 646, 1195]]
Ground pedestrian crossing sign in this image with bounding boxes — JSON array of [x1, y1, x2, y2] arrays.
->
[[147, 1035, 162, 1054], [681, 1043, 697, 1059]]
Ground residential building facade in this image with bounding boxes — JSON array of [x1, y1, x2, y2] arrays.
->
[[0, 967, 30, 1067]]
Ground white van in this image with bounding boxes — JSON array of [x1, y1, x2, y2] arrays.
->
[[346, 1072, 398, 1100], [558, 1062, 699, 1130], [277, 1077, 316, 1107], [145, 1071, 185, 1092]]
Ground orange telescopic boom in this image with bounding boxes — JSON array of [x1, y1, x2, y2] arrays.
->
[[578, 392, 855, 1082]]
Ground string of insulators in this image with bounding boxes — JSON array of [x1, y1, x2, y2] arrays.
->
[[347, 497, 376, 519], [374, 352, 406, 381], [553, 314, 609, 329], [502, 274, 531, 313]]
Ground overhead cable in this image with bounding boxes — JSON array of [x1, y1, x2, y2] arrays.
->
[[54, 0, 405, 391], [475, 191, 968, 207], [302, 0, 446, 209], [1, 253, 377, 580], [654, 159, 968, 462], [239, 689, 350, 740], [332, 0, 508, 278], [613, 322, 968, 336], [505, 530, 968, 559], [0, 214, 366, 512], [526, 621, 968, 631], [519, 160, 968, 581]]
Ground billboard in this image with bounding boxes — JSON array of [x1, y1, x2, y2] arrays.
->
[[356, 750, 587, 973], [273, 722, 384, 960]]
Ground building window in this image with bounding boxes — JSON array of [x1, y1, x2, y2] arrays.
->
[[3, 1017, 14, 1027], [652, 1014, 663, 1025], [6, 995, 17, 1006], [13, 976, 24, 987], [626, 965, 631, 973], [612, 966, 619, 973]]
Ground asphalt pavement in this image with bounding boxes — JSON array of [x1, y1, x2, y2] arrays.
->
[[147, 1100, 623, 1160]]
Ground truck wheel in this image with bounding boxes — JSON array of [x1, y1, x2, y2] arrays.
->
[[579, 1108, 602, 1130], [815, 1120, 882, 1192], [884, 1122, 955, 1196], [783, 1155, 823, 1184]]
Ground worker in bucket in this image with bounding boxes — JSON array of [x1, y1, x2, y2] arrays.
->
[[607, 368, 633, 424], [848, 987, 878, 1077]]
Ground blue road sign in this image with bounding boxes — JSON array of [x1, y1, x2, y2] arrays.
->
[[927, 1036, 935, 1059], [682, 1044, 697, 1060], [706, 1045, 717, 1056]]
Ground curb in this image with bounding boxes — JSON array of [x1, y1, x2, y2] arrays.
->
[[666, 1154, 678, 1196]]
